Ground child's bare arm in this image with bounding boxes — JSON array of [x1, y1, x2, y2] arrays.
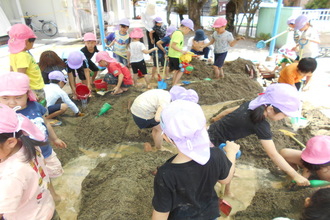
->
[[142, 47, 158, 54], [203, 38, 215, 48], [211, 106, 239, 122], [229, 36, 245, 47], [156, 40, 166, 54], [149, 30, 155, 44], [108, 39, 115, 47], [44, 117, 67, 148], [17, 68, 27, 74]]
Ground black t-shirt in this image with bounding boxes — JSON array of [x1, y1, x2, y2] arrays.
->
[[152, 147, 232, 220], [42, 66, 65, 84], [208, 101, 272, 148], [81, 46, 99, 60]]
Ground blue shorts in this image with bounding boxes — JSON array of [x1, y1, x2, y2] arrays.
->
[[48, 103, 61, 114], [132, 114, 159, 129], [214, 52, 228, 68]]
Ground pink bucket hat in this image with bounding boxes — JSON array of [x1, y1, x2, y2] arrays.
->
[[181, 19, 194, 31], [8, 24, 37, 54], [0, 104, 45, 141], [83, 32, 97, 41], [129, 28, 144, 38], [67, 51, 86, 69], [161, 100, 210, 165], [248, 83, 301, 117], [213, 17, 227, 28], [165, 25, 177, 37], [169, 85, 199, 103], [0, 72, 37, 101], [301, 136, 330, 164], [95, 51, 117, 63]]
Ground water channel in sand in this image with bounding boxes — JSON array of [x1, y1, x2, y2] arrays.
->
[[53, 101, 283, 219]]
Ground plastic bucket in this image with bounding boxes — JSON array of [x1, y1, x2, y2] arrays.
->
[[76, 84, 90, 100], [94, 79, 108, 91]]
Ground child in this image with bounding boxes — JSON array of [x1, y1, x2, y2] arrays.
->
[[187, 29, 214, 61], [152, 100, 240, 219], [64, 51, 90, 100], [155, 25, 177, 80], [294, 15, 320, 59], [280, 135, 330, 182], [81, 32, 100, 83], [8, 24, 45, 102], [0, 72, 67, 204], [39, 50, 67, 84], [44, 70, 85, 120], [208, 83, 310, 196], [168, 19, 194, 86], [127, 28, 158, 88], [108, 18, 130, 66], [278, 57, 317, 91], [301, 188, 330, 220], [149, 17, 166, 46], [0, 104, 56, 219], [130, 85, 198, 151], [96, 51, 133, 95], [204, 17, 245, 79]]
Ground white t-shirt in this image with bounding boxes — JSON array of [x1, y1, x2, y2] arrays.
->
[[212, 31, 234, 54], [44, 83, 79, 114], [128, 41, 147, 63], [299, 27, 320, 58], [187, 37, 214, 57], [0, 146, 55, 220], [130, 89, 171, 119]]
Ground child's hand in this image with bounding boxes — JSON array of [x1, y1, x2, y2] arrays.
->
[[223, 141, 240, 155], [293, 174, 310, 186], [154, 47, 158, 51], [52, 138, 67, 149], [112, 86, 120, 94]]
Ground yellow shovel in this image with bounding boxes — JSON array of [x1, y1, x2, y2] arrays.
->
[[278, 129, 306, 149]]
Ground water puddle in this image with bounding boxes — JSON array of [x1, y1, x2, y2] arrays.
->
[[53, 101, 282, 219]]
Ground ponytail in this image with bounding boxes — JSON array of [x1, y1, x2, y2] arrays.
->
[[0, 132, 48, 162], [249, 105, 266, 123]]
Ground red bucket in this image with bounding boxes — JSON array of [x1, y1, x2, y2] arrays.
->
[[75, 84, 90, 100], [94, 79, 108, 91]]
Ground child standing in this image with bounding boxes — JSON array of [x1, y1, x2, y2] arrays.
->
[[204, 17, 244, 79], [39, 50, 67, 84], [44, 71, 85, 120], [96, 51, 133, 95], [280, 135, 330, 182], [0, 72, 67, 204], [152, 100, 240, 219], [0, 104, 56, 220], [8, 24, 45, 102], [127, 28, 158, 88], [64, 51, 90, 100], [168, 19, 194, 86], [155, 25, 177, 80], [294, 15, 320, 59], [81, 32, 100, 83], [108, 18, 130, 66], [149, 17, 166, 47]]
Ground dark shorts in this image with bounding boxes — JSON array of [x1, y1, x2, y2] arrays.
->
[[48, 103, 62, 114], [214, 52, 228, 68], [104, 74, 131, 88], [131, 60, 148, 75], [169, 57, 180, 71], [191, 47, 210, 58], [87, 59, 99, 72], [69, 67, 87, 81], [132, 114, 159, 129]]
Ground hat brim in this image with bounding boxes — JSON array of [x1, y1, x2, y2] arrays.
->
[[8, 39, 26, 54], [174, 129, 210, 165]]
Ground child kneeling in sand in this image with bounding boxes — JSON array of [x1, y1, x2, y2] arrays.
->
[[280, 135, 330, 182], [96, 51, 133, 95]]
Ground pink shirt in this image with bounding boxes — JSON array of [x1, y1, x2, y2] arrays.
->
[[0, 146, 55, 220], [107, 62, 133, 85]]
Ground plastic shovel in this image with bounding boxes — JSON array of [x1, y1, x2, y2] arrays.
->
[[156, 50, 167, 89], [256, 29, 290, 49], [292, 180, 330, 188], [218, 184, 232, 216], [278, 129, 306, 149]]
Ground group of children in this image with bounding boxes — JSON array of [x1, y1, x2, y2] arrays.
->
[[0, 15, 329, 220]]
